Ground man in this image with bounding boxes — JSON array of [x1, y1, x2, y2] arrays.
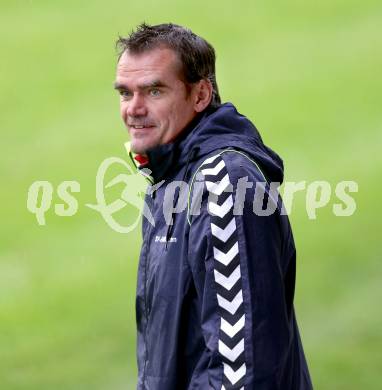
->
[[115, 23, 313, 390]]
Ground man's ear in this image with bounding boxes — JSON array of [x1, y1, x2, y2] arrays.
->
[[194, 79, 213, 112]]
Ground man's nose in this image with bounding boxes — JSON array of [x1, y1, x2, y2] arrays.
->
[[126, 94, 148, 117]]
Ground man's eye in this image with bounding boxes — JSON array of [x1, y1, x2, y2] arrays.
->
[[150, 88, 161, 97], [120, 90, 132, 98]]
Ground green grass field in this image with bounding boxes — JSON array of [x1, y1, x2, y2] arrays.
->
[[1, 1, 381, 389]]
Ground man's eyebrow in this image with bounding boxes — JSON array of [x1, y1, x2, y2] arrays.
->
[[142, 80, 166, 89], [114, 82, 128, 91], [113, 80, 166, 91]]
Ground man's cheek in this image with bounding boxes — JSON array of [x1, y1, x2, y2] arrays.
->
[[120, 103, 128, 122]]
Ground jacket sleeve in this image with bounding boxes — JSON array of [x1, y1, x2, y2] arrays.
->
[[187, 151, 295, 389]]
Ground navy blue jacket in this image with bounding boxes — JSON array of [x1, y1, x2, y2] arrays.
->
[[135, 103, 313, 389]]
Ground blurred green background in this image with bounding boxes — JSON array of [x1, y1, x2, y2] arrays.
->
[[1, 0, 381, 389]]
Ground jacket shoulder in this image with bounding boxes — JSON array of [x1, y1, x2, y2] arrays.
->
[[196, 149, 268, 185]]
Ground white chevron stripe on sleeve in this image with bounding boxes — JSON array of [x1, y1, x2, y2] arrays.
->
[[213, 242, 239, 266], [217, 290, 243, 315], [202, 153, 220, 165], [205, 173, 230, 195], [223, 362, 246, 385], [214, 265, 241, 291], [208, 195, 233, 218], [201, 159, 225, 176], [221, 315, 245, 338], [211, 218, 236, 242], [219, 338, 245, 362]]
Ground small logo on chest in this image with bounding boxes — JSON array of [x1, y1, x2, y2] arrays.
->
[[155, 235, 177, 244]]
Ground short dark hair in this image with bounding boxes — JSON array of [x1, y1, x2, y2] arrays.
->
[[116, 23, 221, 108]]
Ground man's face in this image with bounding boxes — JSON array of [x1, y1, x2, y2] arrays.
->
[[115, 47, 197, 154]]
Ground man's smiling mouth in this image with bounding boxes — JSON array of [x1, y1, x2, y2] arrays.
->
[[129, 124, 155, 129]]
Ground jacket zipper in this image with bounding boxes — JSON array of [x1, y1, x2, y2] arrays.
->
[[142, 191, 155, 387]]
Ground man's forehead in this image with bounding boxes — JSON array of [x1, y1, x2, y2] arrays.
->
[[117, 47, 181, 74]]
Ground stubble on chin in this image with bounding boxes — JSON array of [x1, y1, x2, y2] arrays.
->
[[130, 138, 158, 155]]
